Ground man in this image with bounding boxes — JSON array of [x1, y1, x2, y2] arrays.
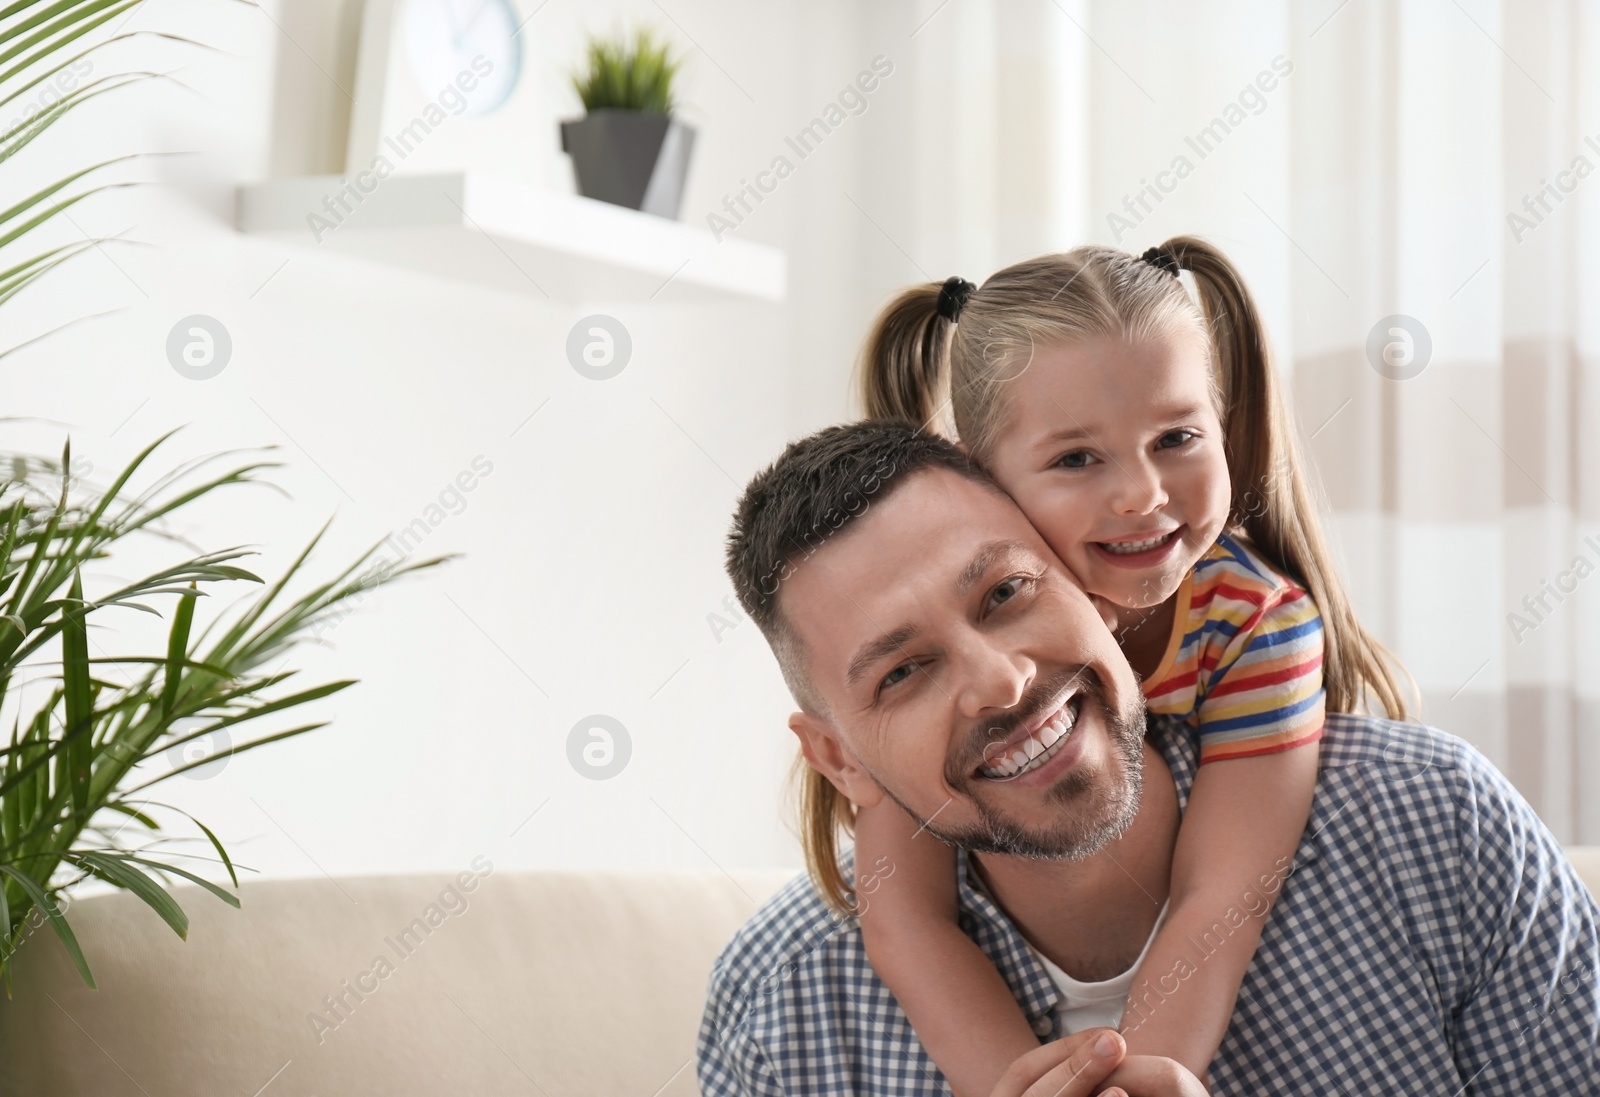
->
[[696, 420, 1600, 1096]]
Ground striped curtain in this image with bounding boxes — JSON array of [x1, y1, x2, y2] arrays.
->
[[1287, 0, 1599, 842]]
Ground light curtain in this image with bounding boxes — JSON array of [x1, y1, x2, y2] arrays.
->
[[846, 0, 1598, 840]]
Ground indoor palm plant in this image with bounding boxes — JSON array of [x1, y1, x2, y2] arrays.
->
[[0, 2, 446, 990], [560, 27, 695, 219], [0, 0, 209, 338], [0, 436, 444, 990]]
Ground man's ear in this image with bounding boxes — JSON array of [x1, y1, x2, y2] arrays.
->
[[788, 710, 883, 809]]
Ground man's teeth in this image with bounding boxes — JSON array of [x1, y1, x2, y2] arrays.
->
[[980, 699, 1078, 779], [1099, 531, 1175, 555]]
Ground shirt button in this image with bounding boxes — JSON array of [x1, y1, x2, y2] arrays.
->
[[1031, 1015, 1054, 1037]]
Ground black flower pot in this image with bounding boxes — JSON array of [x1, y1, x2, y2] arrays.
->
[[560, 109, 696, 220]]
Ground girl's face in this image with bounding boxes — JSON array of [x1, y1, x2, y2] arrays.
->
[[983, 326, 1232, 615]]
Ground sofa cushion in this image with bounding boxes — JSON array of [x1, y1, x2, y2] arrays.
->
[[0, 869, 794, 1096], [1569, 847, 1600, 898], [4, 853, 1597, 1095]]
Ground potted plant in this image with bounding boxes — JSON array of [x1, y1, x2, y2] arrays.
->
[[0, 2, 446, 990], [0, 436, 447, 990], [560, 28, 694, 219]]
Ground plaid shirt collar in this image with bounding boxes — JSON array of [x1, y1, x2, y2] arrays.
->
[[948, 715, 1324, 1037], [698, 712, 1600, 1095]]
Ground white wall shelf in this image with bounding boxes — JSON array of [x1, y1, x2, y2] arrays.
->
[[235, 172, 786, 303]]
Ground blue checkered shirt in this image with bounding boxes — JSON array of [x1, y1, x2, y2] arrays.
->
[[696, 714, 1600, 1094]]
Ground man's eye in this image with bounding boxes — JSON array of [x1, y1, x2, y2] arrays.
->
[[1157, 429, 1196, 450], [987, 576, 1031, 611], [1055, 450, 1096, 469], [881, 663, 916, 690]]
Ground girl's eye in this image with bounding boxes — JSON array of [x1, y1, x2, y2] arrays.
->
[[1157, 429, 1196, 450], [1055, 450, 1097, 469]]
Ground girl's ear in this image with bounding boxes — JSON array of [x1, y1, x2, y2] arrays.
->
[[788, 711, 883, 809]]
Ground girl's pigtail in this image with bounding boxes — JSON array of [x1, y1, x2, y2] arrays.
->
[[858, 283, 955, 430], [793, 753, 858, 916], [1163, 235, 1417, 721], [1161, 236, 1275, 503]]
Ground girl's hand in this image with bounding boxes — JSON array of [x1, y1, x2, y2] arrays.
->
[[990, 1029, 1125, 1097], [1100, 1055, 1212, 1096], [989, 1031, 1210, 1097]]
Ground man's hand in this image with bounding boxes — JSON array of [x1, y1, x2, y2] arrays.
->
[[990, 1030, 1209, 1097]]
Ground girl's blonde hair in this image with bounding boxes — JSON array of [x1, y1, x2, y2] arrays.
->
[[798, 237, 1415, 913], [793, 752, 857, 916]]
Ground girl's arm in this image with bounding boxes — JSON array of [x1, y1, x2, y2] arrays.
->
[[1117, 742, 1319, 1080], [852, 797, 1040, 1097], [1118, 538, 1328, 1081]]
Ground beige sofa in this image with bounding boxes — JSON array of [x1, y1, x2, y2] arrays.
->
[[2, 853, 1598, 1096]]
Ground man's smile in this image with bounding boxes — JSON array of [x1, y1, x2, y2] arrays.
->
[[977, 691, 1083, 781]]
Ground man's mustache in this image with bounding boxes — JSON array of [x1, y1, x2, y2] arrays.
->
[[946, 666, 1105, 782]]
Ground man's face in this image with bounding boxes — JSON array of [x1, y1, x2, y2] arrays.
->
[[783, 468, 1148, 859]]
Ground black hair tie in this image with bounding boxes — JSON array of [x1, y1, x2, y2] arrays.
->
[[1141, 246, 1182, 278], [936, 276, 977, 322]]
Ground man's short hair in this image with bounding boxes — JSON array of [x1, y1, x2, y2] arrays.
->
[[724, 419, 1000, 713]]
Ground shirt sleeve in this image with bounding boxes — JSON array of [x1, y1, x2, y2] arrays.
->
[[696, 959, 787, 1097], [1193, 581, 1326, 764], [1447, 741, 1600, 1090]]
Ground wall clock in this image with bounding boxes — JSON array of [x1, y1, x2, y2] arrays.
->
[[401, 0, 521, 116], [344, 0, 569, 188]]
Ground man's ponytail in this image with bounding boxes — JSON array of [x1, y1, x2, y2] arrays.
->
[[858, 283, 954, 429], [1162, 235, 1415, 720]]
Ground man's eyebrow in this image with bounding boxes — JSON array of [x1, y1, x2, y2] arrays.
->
[[844, 624, 920, 689], [842, 541, 1034, 690], [958, 539, 1033, 597]]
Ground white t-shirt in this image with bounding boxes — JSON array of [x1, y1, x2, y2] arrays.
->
[[1026, 903, 1170, 1033]]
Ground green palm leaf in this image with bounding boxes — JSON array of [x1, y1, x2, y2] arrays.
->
[[0, 862, 92, 988], [0, 432, 451, 989], [71, 851, 188, 939], [0, 0, 431, 993], [0, 0, 241, 353]]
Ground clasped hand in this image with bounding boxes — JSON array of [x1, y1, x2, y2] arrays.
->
[[989, 1029, 1208, 1097]]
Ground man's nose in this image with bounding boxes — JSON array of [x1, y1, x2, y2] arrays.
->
[[951, 631, 1033, 720]]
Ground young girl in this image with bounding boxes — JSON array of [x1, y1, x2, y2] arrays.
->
[[850, 237, 1413, 1096]]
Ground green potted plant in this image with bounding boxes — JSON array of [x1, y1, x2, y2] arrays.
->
[[0, 437, 447, 990], [560, 28, 694, 219], [0, 2, 446, 990]]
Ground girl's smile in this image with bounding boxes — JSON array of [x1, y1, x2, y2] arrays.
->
[[1090, 526, 1187, 568], [986, 326, 1232, 622]]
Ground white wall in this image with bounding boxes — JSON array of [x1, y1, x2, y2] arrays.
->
[[1, 0, 1148, 888], [8, 0, 1589, 894], [3, 0, 898, 885]]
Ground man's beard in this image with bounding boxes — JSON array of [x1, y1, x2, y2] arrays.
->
[[883, 666, 1148, 860]]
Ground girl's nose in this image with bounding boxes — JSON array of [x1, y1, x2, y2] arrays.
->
[[1109, 460, 1169, 515]]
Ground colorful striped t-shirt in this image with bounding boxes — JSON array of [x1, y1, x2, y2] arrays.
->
[[1142, 532, 1325, 763]]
